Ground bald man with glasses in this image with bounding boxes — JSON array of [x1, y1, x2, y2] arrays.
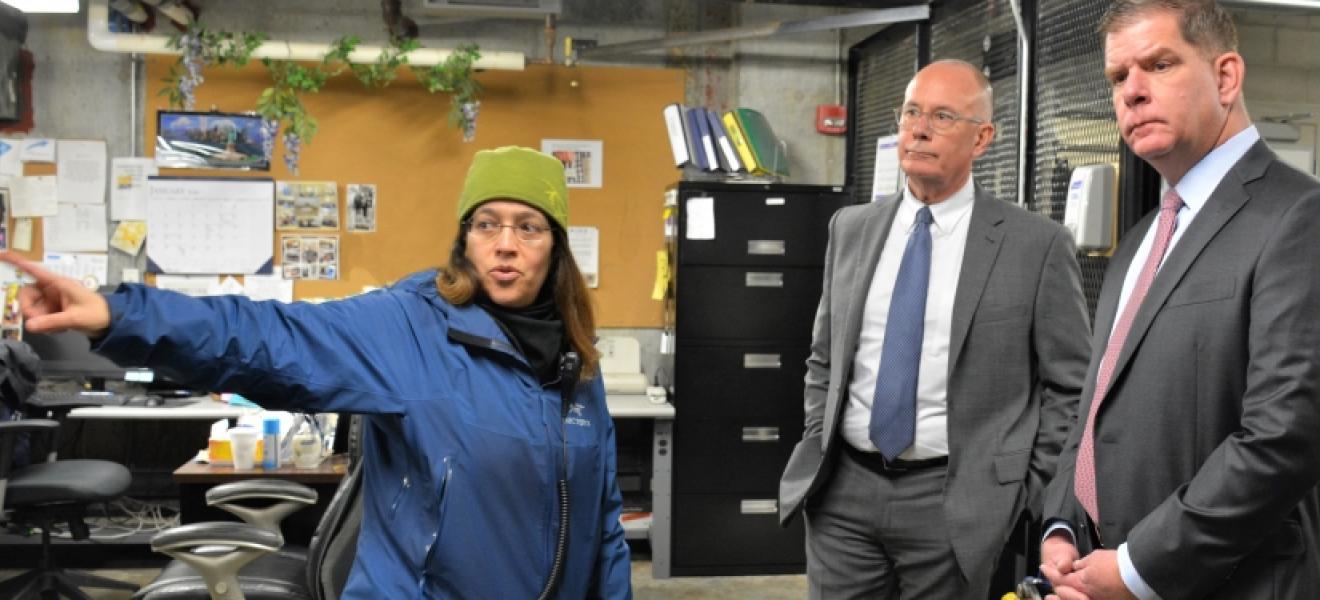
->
[[778, 59, 1092, 599]]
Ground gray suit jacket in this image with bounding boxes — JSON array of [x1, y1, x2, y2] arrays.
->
[[779, 185, 1091, 582], [1043, 142, 1320, 600]]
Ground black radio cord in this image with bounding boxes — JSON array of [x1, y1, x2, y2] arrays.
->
[[536, 351, 580, 600]]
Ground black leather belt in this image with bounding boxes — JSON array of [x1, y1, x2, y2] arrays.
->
[[844, 443, 948, 474]]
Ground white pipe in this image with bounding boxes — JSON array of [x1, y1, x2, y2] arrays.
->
[[86, 0, 525, 71]]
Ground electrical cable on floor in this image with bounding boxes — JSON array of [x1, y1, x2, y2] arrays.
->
[[43, 497, 181, 541]]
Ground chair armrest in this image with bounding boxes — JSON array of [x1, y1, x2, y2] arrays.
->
[[0, 419, 59, 435], [151, 522, 284, 598], [152, 521, 284, 554], [0, 419, 61, 467], [206, 479, 320, 535], [206, 479, 318, 505]]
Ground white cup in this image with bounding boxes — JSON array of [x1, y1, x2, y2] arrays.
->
[[229, 427, 260, 471], [292, 431, 322, 469]]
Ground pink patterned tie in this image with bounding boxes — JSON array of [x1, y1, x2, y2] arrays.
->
[[1075, 188, 1185, 524]]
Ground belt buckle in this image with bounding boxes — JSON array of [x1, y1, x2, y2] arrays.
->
[[879, 455, 911, 473]]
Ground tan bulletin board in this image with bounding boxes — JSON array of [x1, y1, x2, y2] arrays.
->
[[136, 56, 681, 328]]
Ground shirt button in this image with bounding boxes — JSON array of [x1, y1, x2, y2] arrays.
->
[[403, 476, 411, 488]]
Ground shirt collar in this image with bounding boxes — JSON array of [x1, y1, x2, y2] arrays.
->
[[900, 176, 976, 236], [1173, 125, 1260, 214]]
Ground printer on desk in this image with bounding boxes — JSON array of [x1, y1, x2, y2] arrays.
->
[[596, 336, 666, 403]]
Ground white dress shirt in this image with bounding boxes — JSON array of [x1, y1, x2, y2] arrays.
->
[[841, 177, 975, 459], [1092, 126, 1260, 600]]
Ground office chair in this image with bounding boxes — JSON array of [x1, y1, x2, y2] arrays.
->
[[0, 418, 140, 600], [133, 460, 363, 600]]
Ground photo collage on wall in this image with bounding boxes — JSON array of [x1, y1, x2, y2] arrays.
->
[[276, 181, 339, 231], [281, 234, 339, 281]]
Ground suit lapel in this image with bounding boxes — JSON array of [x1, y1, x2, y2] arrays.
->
[[1106, 142, 1270, 392], [948, 187, 1006, 372], [840, 196, 902, 355]]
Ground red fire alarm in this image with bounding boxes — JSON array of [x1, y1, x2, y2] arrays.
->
[[816, 104, 847, 135]]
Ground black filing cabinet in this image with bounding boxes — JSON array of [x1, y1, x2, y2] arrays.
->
[[669, 182, 851, 575]]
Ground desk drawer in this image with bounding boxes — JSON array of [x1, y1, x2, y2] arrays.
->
[[676, 266, 822, 341], [673, 493, 805, 572], [675, 416, 802, 494], [675, 343, 807, 420]]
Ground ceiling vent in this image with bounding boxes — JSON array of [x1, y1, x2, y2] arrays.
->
[[416, 0, 561, 19]]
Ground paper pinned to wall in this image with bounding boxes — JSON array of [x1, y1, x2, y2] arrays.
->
[[12, 218, 32, 251], [12, 175, 58, 217], [56, 140, 107, 205], [216, 275, 246, 296], [568, 226, 599, 288], [147, 177, 274, 274], [871, 134, 902, 201], [20, 139, 55, 163], [684, 196, 715, 240], [43, 253, 108, 289], [44, 202, 109, 252], [110, 157, 157, 220], [243, 273, 294, 303], [0, 138, 22, 177], [154, 274, 220, 297], [109, 220, 147, 256]]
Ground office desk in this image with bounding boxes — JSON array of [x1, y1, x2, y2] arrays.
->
[[173, 454, 351, 547], [67, 397, 257, 421], [607, 394, 675, 579]]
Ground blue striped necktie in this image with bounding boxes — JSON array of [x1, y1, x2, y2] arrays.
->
[[869, 205, 933, 461]]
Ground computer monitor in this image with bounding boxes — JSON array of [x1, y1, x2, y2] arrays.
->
[[22, 329, 142, 391]]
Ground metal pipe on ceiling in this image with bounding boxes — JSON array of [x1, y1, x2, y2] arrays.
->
[[84, 0, 526, 70], [578, 5, 930, 57], [1220, 0, 1320, 11]]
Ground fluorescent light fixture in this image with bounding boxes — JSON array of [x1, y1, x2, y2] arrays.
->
[[1, 0, 80, 13]]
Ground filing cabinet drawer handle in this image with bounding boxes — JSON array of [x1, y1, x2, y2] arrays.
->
[[740, 499, 779, 514], [742, 427, 780, 443], [745, 272, 784, 288], [765, 197, 786, 206], [747, 240, 786, 256], [743, 353, 782, 369]]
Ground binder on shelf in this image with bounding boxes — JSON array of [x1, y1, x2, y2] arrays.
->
[[685, 108, 710, 170], [731, 108, 790, 177], [722, 111, 759, 175], [662, 103, 691, 167], [706, 108, 743, 173], [687, 107, 718, 171]]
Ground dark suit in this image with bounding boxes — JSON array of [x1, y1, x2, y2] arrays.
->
[[1043, 142, 1320, 599], [779, 185, 1091, 594]]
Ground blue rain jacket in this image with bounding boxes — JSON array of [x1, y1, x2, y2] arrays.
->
[[97, 270, 632, 599]]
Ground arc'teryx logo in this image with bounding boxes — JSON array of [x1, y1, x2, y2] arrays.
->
[[566, 402, 591, 427]]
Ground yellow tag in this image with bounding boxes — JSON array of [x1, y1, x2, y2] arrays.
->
[[651, 249, 670, 301]]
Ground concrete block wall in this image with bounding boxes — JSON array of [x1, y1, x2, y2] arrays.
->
[[1232, 7, 1320, 175]]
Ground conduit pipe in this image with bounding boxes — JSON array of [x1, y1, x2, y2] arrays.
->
[[86, 0, 526, 71]]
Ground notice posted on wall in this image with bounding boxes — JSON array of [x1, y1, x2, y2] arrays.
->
[[280, 234, 339, 281]]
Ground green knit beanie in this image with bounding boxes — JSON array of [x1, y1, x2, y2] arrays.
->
[[457, 146, 569, 230]]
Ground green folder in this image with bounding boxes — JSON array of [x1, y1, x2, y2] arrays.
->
[[731, 108, 789, 177]]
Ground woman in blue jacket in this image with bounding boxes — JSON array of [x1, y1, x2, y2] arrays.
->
[[0, 146, 632, 599]]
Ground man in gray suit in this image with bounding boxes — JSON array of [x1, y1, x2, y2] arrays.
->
[[777, 59, 1091, 599], [1040, 2, 1320, 599]]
